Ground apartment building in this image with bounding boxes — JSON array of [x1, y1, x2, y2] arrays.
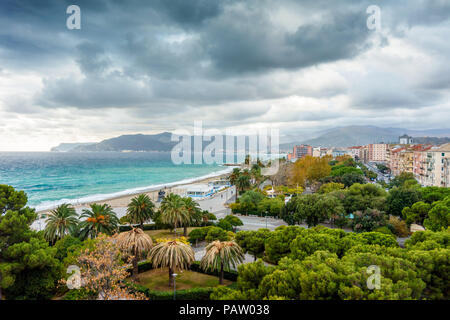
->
[[293, 144, 313, 159], [423, 143, 450, 187], [349, 146, 363, 160], [389, 146, 414, 176], [368, 143, 388, 162], [413, 145, 433, 185]]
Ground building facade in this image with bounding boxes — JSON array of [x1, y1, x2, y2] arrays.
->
[[293, 144, 313, 159], [368, 143, 388, 162], [423, 144, 450, 187]]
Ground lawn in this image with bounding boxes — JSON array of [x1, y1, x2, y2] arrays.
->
[[136, 268, 232, 291], [144, 227, 200, 241]]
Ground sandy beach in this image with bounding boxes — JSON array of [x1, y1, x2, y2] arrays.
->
[[36, 172, 232, 215]]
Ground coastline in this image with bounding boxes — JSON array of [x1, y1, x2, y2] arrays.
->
[[35, 166, 238, 214]]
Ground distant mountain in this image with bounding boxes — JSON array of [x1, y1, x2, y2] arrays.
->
[[72, 133, 177, 152], [280, 126, 450, 149], [52, 126, 450, 152], [51, 143, 95, 152], [413, 137, 450, 145]]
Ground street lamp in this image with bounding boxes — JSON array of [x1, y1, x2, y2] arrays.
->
[[172, 273, 178, 300]]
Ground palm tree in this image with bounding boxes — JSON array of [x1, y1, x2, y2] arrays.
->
[[127, 194, 155, 229], [160, 193, 189, 235], [236, 174, 251, 193], [244, 154, 251, 166], [201, 240, 244, 284], [44, 203, 79, 243], [181, 197, 201, 236], [149, 239, 195, 286], [229, 168, 241, 185], [79, 203, 119, 239], [116, 228, 153, 279]]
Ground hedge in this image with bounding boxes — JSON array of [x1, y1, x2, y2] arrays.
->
[[129, 283, 214, 300], [126, 261, 238, 282]]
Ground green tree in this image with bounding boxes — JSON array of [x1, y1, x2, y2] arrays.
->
[[420, 186, 450, 203], [289, 233, 340, 261], [216, 219, 233, 231], [331, 166, 364, 177], [340, 172, 366, 187], [389, 172, 416, 188], [288, 194, 345, 227], [79, 203, 119, 239], [264, 226, 305, 263], [222, 215, 243, 231], [236, 174, 251, 193], [229, 168, 241, 186], [126, 194, 155, 229], [44, 204, 79, 243], [343, 183, 387, 214], [235, 229, 270, 261], [318, 182, 345, 194], [402, 201, 431, 225], [423, 202, 449, 232], [181, 197, 202, 236], [238, 190, 265, 215], [159, 193, 189, 235], [386, 187, 422, 216], [205, 226, 231, 242], [0, 185, 62, 300], [257, 197, 284, 217], [236, 259, 274, 293]]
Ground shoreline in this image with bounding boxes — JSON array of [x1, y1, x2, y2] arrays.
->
[[35, 166, 239, 214]]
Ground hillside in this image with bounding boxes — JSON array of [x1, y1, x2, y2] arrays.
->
[[72, 133, 177, 152], [50, 143, 95, 152]]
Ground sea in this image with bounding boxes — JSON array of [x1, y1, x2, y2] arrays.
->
[[0, 152, 234, 212]]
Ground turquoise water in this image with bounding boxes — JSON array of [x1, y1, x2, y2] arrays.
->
[[0, 152, 230, 211]]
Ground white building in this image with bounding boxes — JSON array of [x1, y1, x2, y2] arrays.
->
[[184, 184, 215, 199]]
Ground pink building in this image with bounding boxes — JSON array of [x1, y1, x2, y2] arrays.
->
[[368, 144, 388, 162]]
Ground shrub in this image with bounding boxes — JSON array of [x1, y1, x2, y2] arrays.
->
[[188, 227, 211, 244], [130, 282, 214, 300], [205, 226, 230, 242], [216, 219, 233, 231], [264, 226, 305, 263], [374, 226, 394, 236], [352, 208, 387, 233], [388, 216, 410, 237]]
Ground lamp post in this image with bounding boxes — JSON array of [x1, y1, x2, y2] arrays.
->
[[172, 273, 178, 300]]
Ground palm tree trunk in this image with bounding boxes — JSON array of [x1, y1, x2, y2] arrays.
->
[[132, 256, 139, 279], [169, 267, 174, 287], [219, 262, 224, 285], [254, 254, 257, 261], [183, 225, 187, 237]]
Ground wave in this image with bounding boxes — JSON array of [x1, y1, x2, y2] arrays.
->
[[33, 166, 238, 212]]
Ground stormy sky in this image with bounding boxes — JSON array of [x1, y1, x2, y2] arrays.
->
[[0, 0, 449, 151]]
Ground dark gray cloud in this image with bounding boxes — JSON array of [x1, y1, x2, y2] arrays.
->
[[0, 0, 449, 150]]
